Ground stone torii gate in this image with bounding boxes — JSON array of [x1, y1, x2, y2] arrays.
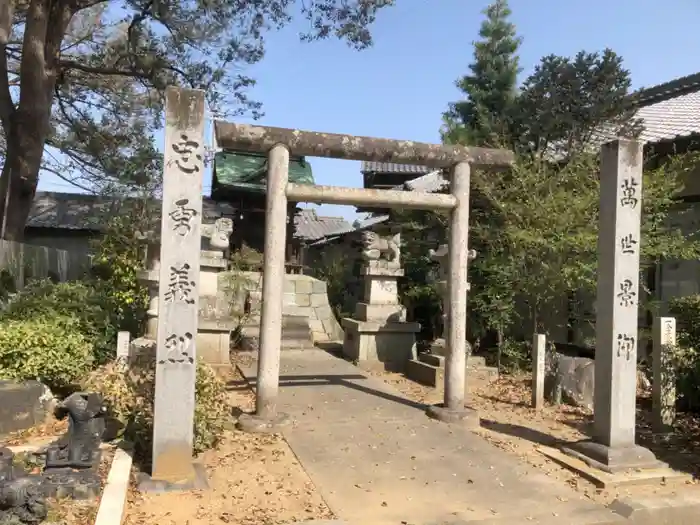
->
[[214, 119, 515, 430]]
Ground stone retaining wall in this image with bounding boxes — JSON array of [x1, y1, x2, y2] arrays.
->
[[219, 271, 344, 342]]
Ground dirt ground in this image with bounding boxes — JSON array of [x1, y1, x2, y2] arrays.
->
[[123, 366, 333, 525], [366, 366, 700, 506]]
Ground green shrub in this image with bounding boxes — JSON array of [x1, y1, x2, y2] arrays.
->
[[497, 338, 531, 374], [0, 280, 118, 364], [82, 355, 229, 464], [0, 315, 93, 389], [90, 215, 149, 338], [668, 295, 700, 411]]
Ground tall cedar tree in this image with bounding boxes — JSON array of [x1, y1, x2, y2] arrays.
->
[[442, 0, 521, 147], [0, 0, 394, 240]]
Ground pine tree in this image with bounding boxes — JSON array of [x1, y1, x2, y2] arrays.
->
[[442, 0, 522, 147]]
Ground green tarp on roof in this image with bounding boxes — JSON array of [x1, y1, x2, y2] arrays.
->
[[214, 150, 314, 193]]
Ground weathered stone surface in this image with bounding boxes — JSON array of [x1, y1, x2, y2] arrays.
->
[[152, 86, 205, 484], [547, 354, 595, 410], [117, 331, 130, 361], [214, 121, 515, 168], [652, 316, 676, 431], [310, 294, 327, 307], [0, 448, 48, 523], [565, 139, 659, 472], [295, 279, 313, 295], [532, 333, 546, 410], [222, 271, 343, 342], [45, 392, 106, 471], [0, 380, 52, 436], [361, 232, 401, 264]]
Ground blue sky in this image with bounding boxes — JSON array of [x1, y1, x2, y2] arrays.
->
[[38, 0, 700, 222]]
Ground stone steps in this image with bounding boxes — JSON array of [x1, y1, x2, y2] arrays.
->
[[406, 353, 498, 388], [240, 315, 316, 351]]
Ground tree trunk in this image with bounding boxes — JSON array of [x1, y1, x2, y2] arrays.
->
[[0, 0, 73, 240], [0, 116, 47, 240]]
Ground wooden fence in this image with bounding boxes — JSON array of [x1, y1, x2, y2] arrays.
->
[[0, 240, 91, 289]]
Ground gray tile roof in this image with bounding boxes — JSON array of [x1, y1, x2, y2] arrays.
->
[[307, 214, 391, 246], [550, 72, 700, 158], [361, 162, 433, 175], [293, 209, 352, 241], [27, 192, 349, 241], [402, 170, 448, 193]]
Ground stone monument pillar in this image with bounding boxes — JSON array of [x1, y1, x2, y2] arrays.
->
[[144, 87, 207, 490], [342, 231, 420, 370], [563, 139, 662, 472]]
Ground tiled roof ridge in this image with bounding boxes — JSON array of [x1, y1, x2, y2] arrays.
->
[[631, 72, 700, 108]]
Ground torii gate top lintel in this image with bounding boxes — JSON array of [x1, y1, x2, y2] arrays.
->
[[214, 121, 514, 169]]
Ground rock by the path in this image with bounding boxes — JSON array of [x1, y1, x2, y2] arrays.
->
[[0, 380, 54, 435], [546, 352, 652, 410], [546, 354, 595, 410]]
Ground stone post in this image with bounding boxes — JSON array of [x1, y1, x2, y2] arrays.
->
[[532, 333, 546, 410], [117, 331, 130, 361], [563, 140, 661, 472], [426, 161, 478, 426], [149, 87, 206, 488], [429, 244, 475, 356], [652, 316, 676, 432], [238, 144, 291, 433]]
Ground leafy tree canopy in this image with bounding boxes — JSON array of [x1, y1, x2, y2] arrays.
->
[[0, 0, 394, 238]]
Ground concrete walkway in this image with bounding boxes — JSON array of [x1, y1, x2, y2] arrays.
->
[[238, 350, 624, 525]]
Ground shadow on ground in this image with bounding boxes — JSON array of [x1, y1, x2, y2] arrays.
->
[[480, 419, 565, 447], [277, 374, 428, 411]]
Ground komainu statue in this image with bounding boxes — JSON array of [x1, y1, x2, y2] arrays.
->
[[44, 392, 106, 470], [209, 217, 234, 251], [361, 232, 401, 264]]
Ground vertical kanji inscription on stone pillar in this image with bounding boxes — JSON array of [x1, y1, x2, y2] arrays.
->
[[152, 87, 205, 483], [563, 139, 662, 472], [594, 139, 643, 449]]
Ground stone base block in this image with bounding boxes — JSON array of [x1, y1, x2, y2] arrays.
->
[[42, 468, 102, 500], [426, 403, 480, 427], [354, 302, 406, 323], [137, 462, 209, 493], [198, 318, 237, 365], [562, 440, 665, 474], [406, 359, 443, 387], [540, 446, 691, 489], [341, 319, 419, 368], [237, 412, 291, 434], [430, 338, 446, 356], [406, 356, 498, 388]]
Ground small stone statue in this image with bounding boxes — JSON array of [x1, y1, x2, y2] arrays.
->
[[361, 232, 400, 264], [209, 218, 234, 251], [0, 448, 47, 525], [45, 392, 106, 470]]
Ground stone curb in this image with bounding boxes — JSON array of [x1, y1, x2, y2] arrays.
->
[[94, 448, 133, 525]]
